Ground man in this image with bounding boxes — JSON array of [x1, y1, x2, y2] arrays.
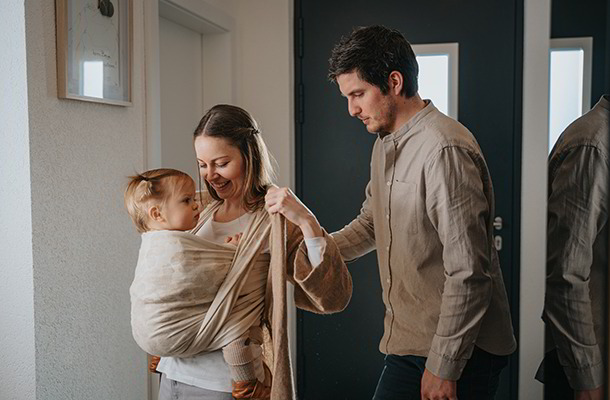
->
[[328, 25, 517, 399], [537, 94, 609, 400]]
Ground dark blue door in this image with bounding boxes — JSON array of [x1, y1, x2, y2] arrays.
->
[[294, 1, 524, 399]]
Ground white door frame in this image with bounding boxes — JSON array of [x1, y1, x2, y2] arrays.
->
[[143, 2, 235, 398], [144, 0, 235, 170], [519, 0, 551, 398]]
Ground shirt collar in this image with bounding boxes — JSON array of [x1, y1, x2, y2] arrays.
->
[[380, 99, 436, 142]]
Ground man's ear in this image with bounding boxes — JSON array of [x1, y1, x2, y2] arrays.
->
[[148, 205, 164, 222], [388, 71, 404, 96]]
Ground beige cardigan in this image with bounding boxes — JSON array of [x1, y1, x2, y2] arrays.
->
[[264, 213, 352, 399]]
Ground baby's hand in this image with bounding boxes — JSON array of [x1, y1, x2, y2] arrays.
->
[[148, 355, 161, 374], [225, 232, 243, 246]]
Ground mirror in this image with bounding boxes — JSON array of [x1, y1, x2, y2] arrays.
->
[[538, 0, 610, 397]]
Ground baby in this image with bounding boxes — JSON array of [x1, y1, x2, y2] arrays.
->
[[124, 168, 268, 397], [124, 168, 201, 233]]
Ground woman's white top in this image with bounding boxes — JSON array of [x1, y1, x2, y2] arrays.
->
[[156, 212, 326, 392]]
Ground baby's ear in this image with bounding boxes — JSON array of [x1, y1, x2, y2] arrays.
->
[[148, 205, 164, 222]]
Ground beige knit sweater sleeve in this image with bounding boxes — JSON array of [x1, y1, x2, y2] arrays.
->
[[285, 220, 353, 314]]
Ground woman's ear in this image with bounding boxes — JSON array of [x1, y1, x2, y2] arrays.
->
[[388, 71, 404, 96]]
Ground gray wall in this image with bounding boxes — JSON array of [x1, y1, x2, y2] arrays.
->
[[1, 1, 149, 399], [0, 2, 36, 400]]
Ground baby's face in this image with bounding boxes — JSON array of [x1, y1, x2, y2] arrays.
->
[[162, 178, 200, 231]]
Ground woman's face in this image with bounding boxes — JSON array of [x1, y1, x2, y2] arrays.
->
[[194, 135, 246, 205]]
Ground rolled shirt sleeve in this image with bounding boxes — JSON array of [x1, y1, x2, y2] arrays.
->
[[331, 180, 377, 262]]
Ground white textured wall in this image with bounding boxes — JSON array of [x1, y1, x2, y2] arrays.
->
[[234, 0, 294, 188], [14, 1, 148, 398], [0, 2, 36, 400], [201, 0, 294, 188], [159, 16, 202, 180]]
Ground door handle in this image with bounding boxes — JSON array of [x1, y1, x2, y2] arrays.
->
[[493, 217, 503, 251], [493, 216, 503, 231]]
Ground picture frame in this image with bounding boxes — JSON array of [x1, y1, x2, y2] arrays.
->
[[55, 0, 132, 106]]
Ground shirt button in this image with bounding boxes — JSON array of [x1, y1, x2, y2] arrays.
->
[[386, 278, 391, 284], [386, 246, 390, 251], [386, 214, 390, 219], [386, 181, 391, 186]]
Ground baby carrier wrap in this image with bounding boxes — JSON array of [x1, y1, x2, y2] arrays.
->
[[130, 200, 271, 357]]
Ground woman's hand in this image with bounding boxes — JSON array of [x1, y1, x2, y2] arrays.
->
[[265, 186, 323, 238]]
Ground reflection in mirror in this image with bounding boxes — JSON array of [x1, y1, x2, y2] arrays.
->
[[538, 1, 610, 397], [548, 37, 593, 151], [540, 93, 609, 399]]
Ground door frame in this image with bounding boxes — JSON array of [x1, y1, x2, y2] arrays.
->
[[144, 0, 235, 170], [143, 2, 235, 399], [519, 0, 551, 398]]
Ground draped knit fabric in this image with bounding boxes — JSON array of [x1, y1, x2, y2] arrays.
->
[[130, 195, 353, 400]]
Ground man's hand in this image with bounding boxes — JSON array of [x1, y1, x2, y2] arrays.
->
[[575, 386, 604, 400], [421, 368, 458, 400]]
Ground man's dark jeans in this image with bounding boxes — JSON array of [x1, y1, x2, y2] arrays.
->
[[372, 346, 509, 400]]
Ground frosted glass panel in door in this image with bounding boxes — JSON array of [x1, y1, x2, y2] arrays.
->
[[548, 49, 584, 151], [417, 55, 450, 116], [413, 43, 458, 119]]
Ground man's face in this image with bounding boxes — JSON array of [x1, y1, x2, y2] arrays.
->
[[337, 71, 397, 134]]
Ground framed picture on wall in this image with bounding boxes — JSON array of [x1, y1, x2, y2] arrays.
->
[[55, 0, 132, 106]]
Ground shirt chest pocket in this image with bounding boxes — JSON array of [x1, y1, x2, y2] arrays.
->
[[391, 181, 419, 234]]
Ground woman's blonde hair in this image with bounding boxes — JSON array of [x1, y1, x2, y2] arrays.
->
[[193, 104, 276, 212], [124, 168, 192, 233]]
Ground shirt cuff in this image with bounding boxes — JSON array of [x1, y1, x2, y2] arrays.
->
[[564, 361, 605, 391], [304, 237, 326, 267], [425, 349, 469, 381]]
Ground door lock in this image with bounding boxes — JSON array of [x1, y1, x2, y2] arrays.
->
[[494, 235, 503, 251]]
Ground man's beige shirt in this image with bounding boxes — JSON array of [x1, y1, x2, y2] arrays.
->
[[332, 101, 516, 380]]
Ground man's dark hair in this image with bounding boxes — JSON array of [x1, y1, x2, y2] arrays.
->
[[328, 25, 419, 98]]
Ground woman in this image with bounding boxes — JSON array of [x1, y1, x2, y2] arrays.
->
[[155, 104, 352, 400]]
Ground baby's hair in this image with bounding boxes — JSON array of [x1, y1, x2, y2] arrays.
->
[[124, 168, 193, 233]]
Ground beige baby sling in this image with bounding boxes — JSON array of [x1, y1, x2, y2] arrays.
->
[[130, 200, 272, 357], [131, 195, 296, 399]]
